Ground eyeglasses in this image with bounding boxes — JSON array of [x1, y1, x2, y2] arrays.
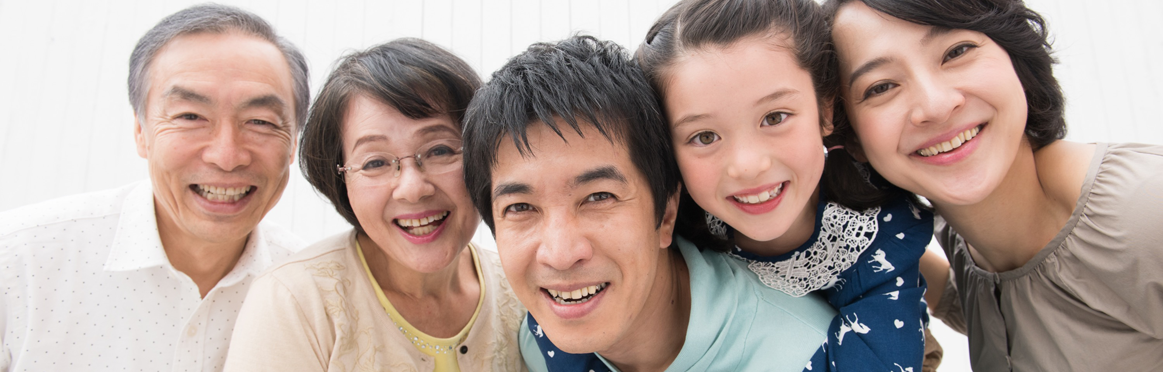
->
[[338, 140, 464, 183]]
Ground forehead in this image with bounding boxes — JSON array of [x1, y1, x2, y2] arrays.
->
[[666, 36, 813, 116], [492, 122, 640, 191], [832, 3, 932, 63], [147, 31, 294, 108], [340, 94, 458, 151]]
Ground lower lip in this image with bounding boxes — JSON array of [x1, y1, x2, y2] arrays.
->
[[395, 216, 448, 245], [544, 286, 607, 320], [914, 126, 984, 166], [728, 182, 786, 215], [191, 186, 254, 214]]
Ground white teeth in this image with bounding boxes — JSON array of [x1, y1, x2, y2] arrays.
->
[[918, 126, 980, 157], [732, 183, 784, 205], [196, 185, 253, 202], [547, 283, 608, 304], [397, 211, 449, 228]]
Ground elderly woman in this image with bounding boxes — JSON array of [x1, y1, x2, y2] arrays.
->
[[224, 38, 525, 371]]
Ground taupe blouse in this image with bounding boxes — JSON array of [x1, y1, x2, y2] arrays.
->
[[933, 142, 1163, 371]]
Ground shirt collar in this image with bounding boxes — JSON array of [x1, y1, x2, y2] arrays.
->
[[103, 180, 275, 281], [104, 181, 169, 271]]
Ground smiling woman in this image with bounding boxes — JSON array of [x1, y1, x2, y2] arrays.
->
[[825, 0, 1163, 370], [222, 39, 526, 372]]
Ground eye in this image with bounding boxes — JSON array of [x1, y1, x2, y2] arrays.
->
[[361, 157, 389, 170], [504, 203, 534, 215], [762, 112, 789, 126], [249, 119, 276, 126], [943, 43, 978, 63], [176, 113, 201, 121], [586, 192, 614, 203], [862, 82, 898, 100], [688, 131, 720, 146], [424, 144, 459, 159]]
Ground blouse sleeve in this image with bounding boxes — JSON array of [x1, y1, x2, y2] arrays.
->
[[223, 273, 330, 372]]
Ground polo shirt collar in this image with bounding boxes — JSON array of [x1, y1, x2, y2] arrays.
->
[[103, 180, 274, 281]]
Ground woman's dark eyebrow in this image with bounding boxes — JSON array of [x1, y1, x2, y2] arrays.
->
[[848, 57, 891, 88]]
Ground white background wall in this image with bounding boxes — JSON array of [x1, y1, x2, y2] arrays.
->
[[1, 1, 1160, 371]]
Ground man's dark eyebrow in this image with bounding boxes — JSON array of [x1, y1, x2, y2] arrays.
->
[[847, 57, 891, 89], [164, 86, 211, 104], [493, 183, 532, 199], [573, 166, 626, 187]]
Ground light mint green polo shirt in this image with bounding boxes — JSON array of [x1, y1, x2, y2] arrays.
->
[[521, 237, 836, 371]]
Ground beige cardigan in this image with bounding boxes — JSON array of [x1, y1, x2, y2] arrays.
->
[[224, 230, 527, 371]]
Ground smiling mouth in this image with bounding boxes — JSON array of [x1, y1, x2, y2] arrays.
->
[[546, 283, 609, 305], [193, 185, 253, 202], [394, 211, 450, 236], [732, 183, 784, 204], [917, 125, 981, 157]]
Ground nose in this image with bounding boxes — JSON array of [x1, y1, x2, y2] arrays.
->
[[536, 210, 593, 271], [909, 71, 965, 127], [202, 123, 252, 172], [390, 158, 436, 203], [725, 136, 773, 180]]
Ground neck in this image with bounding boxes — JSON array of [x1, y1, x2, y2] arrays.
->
[[359, 233, 467, 299], [933, 140, 1084, 272], [155, 206, 248, 298], [599, 247, 691, 372], [735, 188, 820, 257]]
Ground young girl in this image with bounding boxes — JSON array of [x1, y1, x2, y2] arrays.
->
[[826, 0, 1163, 370], [636, 0, 938, 371]]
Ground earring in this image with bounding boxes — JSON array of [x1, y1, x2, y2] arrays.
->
[[705, 212, 730, 240]]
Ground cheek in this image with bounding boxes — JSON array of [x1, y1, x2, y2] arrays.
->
[[675, 151, 721, 204], [347, 184, 388, 223]]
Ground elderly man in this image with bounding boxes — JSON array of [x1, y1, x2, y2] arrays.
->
[[0, 4, 308, 371], [462, 35, 837, 372]]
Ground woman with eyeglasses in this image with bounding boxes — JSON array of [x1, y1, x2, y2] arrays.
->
[[224, 38, 526, 372]]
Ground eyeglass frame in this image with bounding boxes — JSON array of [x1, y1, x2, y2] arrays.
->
[[336, 143, 464, 180]]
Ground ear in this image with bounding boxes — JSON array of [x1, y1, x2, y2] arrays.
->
[[134, 115, 149, 159], [820, 99, 836, 137], [657, 185, 681, 250]]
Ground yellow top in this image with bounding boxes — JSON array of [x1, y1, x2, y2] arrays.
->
[[356, 241, 485, 372]]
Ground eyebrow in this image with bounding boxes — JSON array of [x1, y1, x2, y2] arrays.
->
[[493, 182, 532, 199], [670, 113, 708, 129], [416, 123, 461, 138], [754, 88, 796, 106], [572, 166, 626, 187], [847, 57, 891, 89], [490, 166, 626, 200], [164, 86, 211, 104], [352, 134, 389, 151], [921, 26, 954, 46]]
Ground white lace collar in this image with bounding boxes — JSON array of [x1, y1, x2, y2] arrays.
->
[[733, 201, 880, 297]]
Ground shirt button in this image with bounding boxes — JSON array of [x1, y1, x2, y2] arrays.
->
[[459, 345, 468, 354], [187, 325, 198, 337]]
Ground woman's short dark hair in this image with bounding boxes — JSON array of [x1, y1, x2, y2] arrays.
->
[[299, 38, 481, 231], [636, 0, 902, 252], [822, 0, 1067, 150]]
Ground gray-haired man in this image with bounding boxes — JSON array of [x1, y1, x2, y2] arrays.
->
[[1, 4, 308, 370]]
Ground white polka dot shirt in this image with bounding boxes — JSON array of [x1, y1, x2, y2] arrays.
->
[[1, 181, 305, 371]]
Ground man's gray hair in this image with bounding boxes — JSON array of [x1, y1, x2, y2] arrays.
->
[[128, 4, 309, 130]]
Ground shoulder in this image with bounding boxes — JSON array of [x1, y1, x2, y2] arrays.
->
[[257, 231, 358, 289], [254, 220, 310, 260], [677, 238, 835, 334], [0, 182, 140, 236]]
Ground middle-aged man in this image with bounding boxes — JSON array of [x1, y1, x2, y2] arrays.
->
[[462, 35, 837, 372], [0, 4, 309, 371]]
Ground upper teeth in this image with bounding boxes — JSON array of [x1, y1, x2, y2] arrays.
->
[[547, 283, 608, 303], [733, 183, 784, 204], [918, 126, 980, 157], [397, 211, 450, 227], [197, 185, 252, 202]]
